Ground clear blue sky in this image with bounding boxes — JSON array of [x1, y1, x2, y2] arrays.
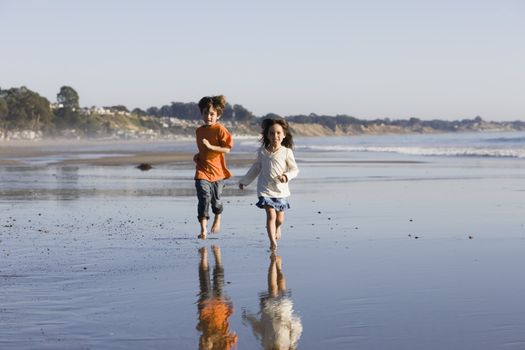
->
[[1, 0, 524, 121]]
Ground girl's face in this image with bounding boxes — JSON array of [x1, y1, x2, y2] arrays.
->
[[267, 124, 285, 148], [202, 106, 219, 126]]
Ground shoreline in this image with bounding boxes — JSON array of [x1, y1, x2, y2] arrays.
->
[[0, 150, 425, 167]]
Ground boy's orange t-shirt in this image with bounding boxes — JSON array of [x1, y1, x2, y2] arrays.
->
[[194, 123, 233, 181], [198, 298, 238, 349]]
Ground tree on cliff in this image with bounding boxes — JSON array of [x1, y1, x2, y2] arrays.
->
[[57, 86, 80, 110], [54, 86, 81, 129], [232, 104, 255, 122], [0, 97, 8, 132], [144, 101, 254, 122], [1, 87, 53, 131], [132, 108, 147, 116]]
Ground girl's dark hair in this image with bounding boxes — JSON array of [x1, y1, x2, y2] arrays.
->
[[261, 117, 294, 149], [198, 95, 226, 116]]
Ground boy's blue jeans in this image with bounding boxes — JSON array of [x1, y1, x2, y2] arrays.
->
[[195, 179, 224, 220]]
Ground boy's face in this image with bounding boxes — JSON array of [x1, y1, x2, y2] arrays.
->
[[202, 106, 219, 126]]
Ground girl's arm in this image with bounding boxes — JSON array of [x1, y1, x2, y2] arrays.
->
[[282, 148, 299, 182], [239, 151, 261, 189], [242, 310, 264, 337]]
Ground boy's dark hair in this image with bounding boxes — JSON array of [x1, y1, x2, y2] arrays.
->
[[198, 95, 227, 116], [261, 117, 294, 149]]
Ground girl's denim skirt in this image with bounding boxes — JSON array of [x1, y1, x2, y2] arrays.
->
[[256, 196, 290, 211]]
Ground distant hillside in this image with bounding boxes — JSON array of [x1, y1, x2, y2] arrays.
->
[[1, 85, 524, 141], [285, 115, 525, 136]]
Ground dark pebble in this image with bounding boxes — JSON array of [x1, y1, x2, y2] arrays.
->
[[136, 163, 153, 171]]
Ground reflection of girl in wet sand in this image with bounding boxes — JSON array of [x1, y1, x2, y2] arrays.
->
[[197, 245, 238, 350], [242, 253, 303, 350]]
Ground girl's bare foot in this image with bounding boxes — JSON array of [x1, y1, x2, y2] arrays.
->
[[270, 241, 278, 251], [198, 231, 207, 239], [275, 227, 282, 240], [210, 215, 221, 233]]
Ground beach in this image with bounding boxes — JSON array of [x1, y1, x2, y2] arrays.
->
[[1, 134, 525, 349]]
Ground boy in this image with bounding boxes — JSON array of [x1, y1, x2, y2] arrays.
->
[[194, 95, 233, 239]]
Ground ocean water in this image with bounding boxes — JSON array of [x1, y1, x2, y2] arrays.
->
[[4, 131, 525, 165], [292, 131, 525, 159]]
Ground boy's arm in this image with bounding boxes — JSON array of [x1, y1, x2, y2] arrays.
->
[[203, 125, 234, 153], [202, 138, 231, 153]]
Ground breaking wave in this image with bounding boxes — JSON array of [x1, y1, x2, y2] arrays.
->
[[295, 145, 525, 158]]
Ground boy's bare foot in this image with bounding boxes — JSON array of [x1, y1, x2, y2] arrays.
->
[[274, 255, 282, 268], [270, 242, 278, 251], [211, 245, 222, 264], [199, 247, 209, 269], [198, 217, 207, 239], [210, 215, 221, 233]]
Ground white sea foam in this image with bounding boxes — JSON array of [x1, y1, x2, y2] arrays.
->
[[295, 144, 525, 158], [238, 132, 525, 158]]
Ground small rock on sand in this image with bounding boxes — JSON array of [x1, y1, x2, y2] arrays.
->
[[136, 163, 153, 171]]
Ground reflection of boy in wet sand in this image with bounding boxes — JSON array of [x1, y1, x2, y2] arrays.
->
[[197, 245, 238, 350], [243, 253, 303, 350]]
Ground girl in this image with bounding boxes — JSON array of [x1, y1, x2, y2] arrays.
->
[[239, 118, 299, 250], [242, 253, 303, 349]]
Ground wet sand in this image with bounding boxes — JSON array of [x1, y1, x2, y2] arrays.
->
[[1, 140, 424, 168], [1, 142, 525, 349]]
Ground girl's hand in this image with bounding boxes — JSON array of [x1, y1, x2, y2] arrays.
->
[[239, 184, 245, 190], [193, 153, 199, 163], [277, 174, 288, 183]]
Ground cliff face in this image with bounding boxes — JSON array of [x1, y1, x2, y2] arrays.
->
[[287, 120, 525, 137], [288, 123, 432, 136]]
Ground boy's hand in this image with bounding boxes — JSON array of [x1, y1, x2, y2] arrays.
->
[[193, 153, 199, 163], [202, 138, 212, 149], [201, 138, 231, 154], [239, 183, 245, 190]]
